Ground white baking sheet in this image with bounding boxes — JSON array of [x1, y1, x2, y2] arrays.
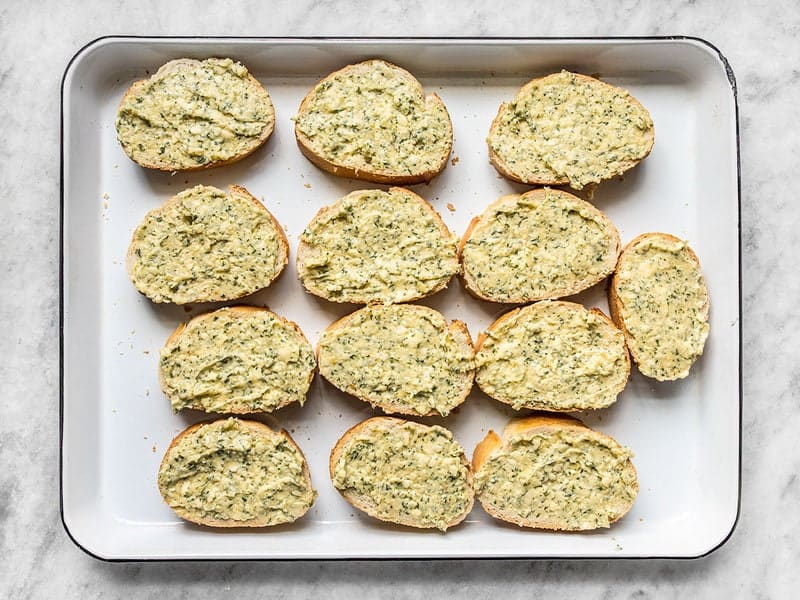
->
[[61, 37, 740, 560]]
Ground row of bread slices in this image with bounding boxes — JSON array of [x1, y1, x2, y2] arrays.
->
[[133, 184, 709, 384], [158, 415, 638, 532], [161, 301, 627, 418], [127, 184, 615, 306], [116, 57, 654, 191]]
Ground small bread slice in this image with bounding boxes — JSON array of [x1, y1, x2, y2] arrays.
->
[[294, 59, 453, 184], [459, 188, 620, 303], [296, 187, 459, 304], [159, 306, 316, 414], [317, 304, 474, 417], [330, 417, 474, 531], [116, 58, 274, 171], [473, 415, 638, 531], [475, 301, 629, 411], [609, 233, 710, 381], [487, 70, 654, 190], [127, 184, 288, 304], [158, 418, 316, 527]]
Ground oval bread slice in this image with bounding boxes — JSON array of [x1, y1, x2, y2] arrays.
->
[[487, 70, 654, 190], [116, 58, 275, 171], [317, 304, 474, 417], [459, 188, 620, 303], [473, 414, 638, 531], [127, 184, 288, 304], [609, 233, 710, 381], [330, 417, 474, 530], [475, 301, 629, 411], [158, 418, 316, 527], [296, 187, 459, 304], [294, 59, 453, 184], [159, 306, 316, 414]]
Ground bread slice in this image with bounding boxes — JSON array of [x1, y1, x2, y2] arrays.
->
[[158, 418, 316, 527], [473, 414, 638, 531], [459, 188, 620, 303], [127, 184, 288, 304], [330, 417, 474, 531], [317, 304, 474, 417], [609, 233, 710, 381], [115, 58, 274, 171], [296, 187, 459, 304], [475, 301, 629, 411], [159, 306, 316, 414], [293, 59, 452, 184], [487, 70, 654, 190]]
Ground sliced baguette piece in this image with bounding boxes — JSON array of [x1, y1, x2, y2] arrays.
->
[[609, 232, 710, 381], [293, 59, 453, 184], [487, 70, 654, 190], [296, 187, 459, 305], [116, 57, 275, 171], [475, 300, 629, 411], [158, 418, 316, 527], [159, 306, 316, 414], [126, 184, 288, 304], [459, 188, 620, 303], [317, 304, 474, 417], [473, 414, 638, 531], [330, 417, 474, 531]]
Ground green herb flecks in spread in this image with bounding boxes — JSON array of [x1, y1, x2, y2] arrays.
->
[[158, 419, 315, 524], [295, 61, 451, 176], [490, 71, 653, 189], [476, 302, 628, 410], [160, 309, 316, 413], [475, 428, 637, 530], [116, 58, 273, 169], [298, 189, 458, 304], [318, 305, 473, 416], [615, 236, 709, 380], [129, 185, 283, 304], [332, 421, 471, 530], [462, 189, 616, 301]]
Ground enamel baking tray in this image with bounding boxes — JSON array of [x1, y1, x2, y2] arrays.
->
[[60, 37, 740, 560]]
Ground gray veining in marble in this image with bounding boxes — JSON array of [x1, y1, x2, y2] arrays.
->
[[1, 0, 799, 597]]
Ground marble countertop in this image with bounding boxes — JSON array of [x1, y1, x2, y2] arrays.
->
[[1, 0, 797, 597]]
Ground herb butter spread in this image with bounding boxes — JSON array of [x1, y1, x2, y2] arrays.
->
[[160, 308, 316, 413], [116, 58, 274, 170], [461, 188, 619, 302], [331, 420, 472, 530], [318, 305, 474, 416], [475, 427, 637, 530], [488, 71, 654, 190], [128, 185, 285, 304], [614, 235, 709, 380], [158, 419, 315, 525], [297, 188, 458, 304], [294, 60, 452, 179], [476, 301, 628, 411]]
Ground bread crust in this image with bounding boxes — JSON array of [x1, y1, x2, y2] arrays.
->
[[329, 416, 474, 530], [458, 188, 621, 303], [296, 187, 458, 305], [474, 301, 630, 412], [159, 305, 315, 414], [116, 58, 275, 172], [126, 184, 289, 304], [294, 59, 452, 184], [487, 72, 654, 187], [316, 304, 474, 417], [158, 419, 314, 527], [473, 414, 638, 530], [608, 232, 709, 380]]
